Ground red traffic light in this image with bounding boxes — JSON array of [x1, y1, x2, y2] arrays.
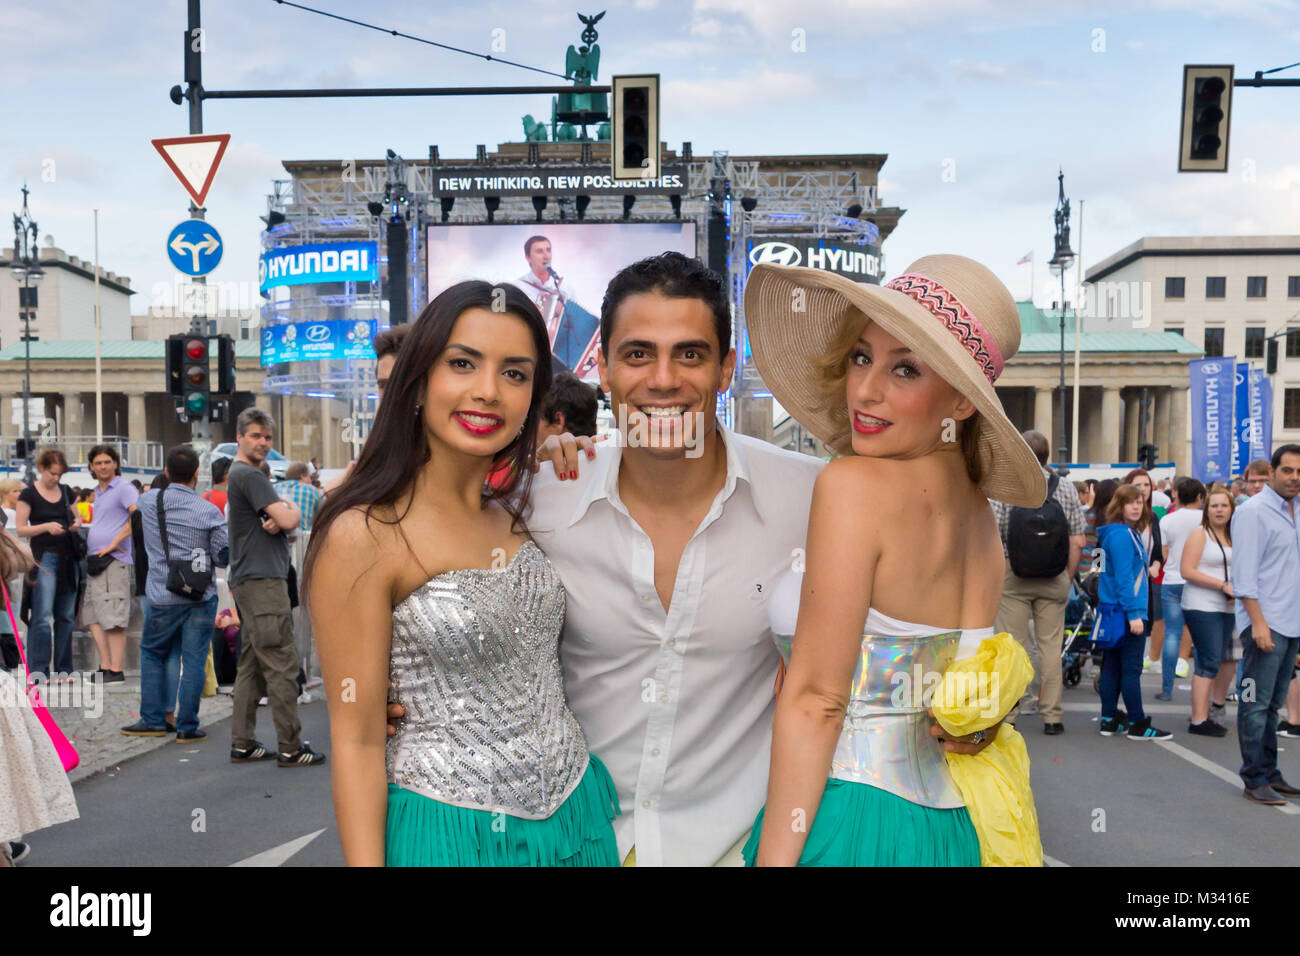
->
[[184, 338, 208, 361]]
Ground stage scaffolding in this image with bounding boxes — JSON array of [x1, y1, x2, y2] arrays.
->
[[258, 146, 896, 436]]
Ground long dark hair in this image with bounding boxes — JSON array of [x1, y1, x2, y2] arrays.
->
[[305, 280, 552, 589], [1092, 478, 1119, 527]]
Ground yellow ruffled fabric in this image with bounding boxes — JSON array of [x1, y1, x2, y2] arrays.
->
[[930, 633, 1042, 867]]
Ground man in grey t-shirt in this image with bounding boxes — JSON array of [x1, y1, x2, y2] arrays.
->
[[225, 408, 324, 767]]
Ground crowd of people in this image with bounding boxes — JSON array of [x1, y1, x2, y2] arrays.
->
[[0, 429, 340, 864], [3, 247, 1298, 867]]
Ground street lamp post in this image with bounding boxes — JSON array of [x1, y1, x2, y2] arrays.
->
[[10, 184, 44, 484], [1048, 170, 1075, 476]]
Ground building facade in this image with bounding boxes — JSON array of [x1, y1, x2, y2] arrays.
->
[[0, 245, 133, 347], [1084, 235, 1300, 456]]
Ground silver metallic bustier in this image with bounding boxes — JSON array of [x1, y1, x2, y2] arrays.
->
[[386, 541, 589, 819], [773, 627, 966, 810]]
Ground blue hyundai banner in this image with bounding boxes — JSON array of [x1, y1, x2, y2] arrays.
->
[[1231, 363, 1250, 478], [259, 241, 379, 292], [1189, 358, 1235, 483], [1248, 366, 1273, 462], [260, 319, 378, 367]]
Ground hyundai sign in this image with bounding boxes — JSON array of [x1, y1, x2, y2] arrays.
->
[[747, 237, 883, 283], [261, 319, 379, 367], [259, 241, 378, 293]]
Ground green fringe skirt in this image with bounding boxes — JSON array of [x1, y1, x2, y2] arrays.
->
[[386, 754, 621, 867], [742, 777, 981, 867]]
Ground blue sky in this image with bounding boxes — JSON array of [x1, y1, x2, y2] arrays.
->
[[3, 0, 1298, 317]]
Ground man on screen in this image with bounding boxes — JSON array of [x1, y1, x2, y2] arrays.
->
[[514, 234, 600, 373]]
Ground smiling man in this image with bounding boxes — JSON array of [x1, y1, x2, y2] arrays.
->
[[525, 252, 824, 866]]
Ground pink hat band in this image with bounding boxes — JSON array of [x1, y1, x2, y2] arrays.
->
[[884, 272, 1006, 384]]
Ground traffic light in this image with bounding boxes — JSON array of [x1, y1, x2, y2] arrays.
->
[[216, 333, 236, 393], [165, 334, 185, 396], [182, 335, 210, 418], [1267, 338, 1279, 375], [1138, 443, 1158, 471], [1179, 65, 1233, 172], [611, 74, 659, 180]]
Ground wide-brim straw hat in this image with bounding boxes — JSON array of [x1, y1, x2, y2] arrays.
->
[[744, 255, 1047, 507]]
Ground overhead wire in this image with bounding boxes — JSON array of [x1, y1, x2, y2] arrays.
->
[[271, 0, 573, 81]]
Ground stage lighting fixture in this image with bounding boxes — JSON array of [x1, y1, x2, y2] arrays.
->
[[532, 195, 547, 222], [576, 195, 591, 221], [669, 194, 681, 219], [261, 210, 286, 228], [846, 203, 863, 219], [367, 201, 384, 218], [622, 194, 636, 221], [484, 196, 501, 223], [740, 196, 757, 212], [440, 196, 455, 222]]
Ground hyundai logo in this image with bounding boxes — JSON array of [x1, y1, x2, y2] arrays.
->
[[305, 324, 331, 342], [1202, 363, 1222, 375], [749, 241, 802, 268]]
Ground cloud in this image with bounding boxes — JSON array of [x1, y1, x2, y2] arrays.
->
[[664, 71, 820, 112]]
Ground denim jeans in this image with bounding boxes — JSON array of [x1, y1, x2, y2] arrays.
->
[[27, 549, 79, 680], [1099, 625, 1150, 722], [1183, 608, 1234, 677], [1159, 583, 1185, 695], [1237, 626, 1300, 789], [140, 596, 218, 733], [139, 595, 180, 712]]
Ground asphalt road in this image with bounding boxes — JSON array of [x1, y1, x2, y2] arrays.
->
[[23, 666, 1300, 867]]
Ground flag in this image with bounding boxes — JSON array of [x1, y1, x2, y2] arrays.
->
[[1017, 251, 1032, 265]]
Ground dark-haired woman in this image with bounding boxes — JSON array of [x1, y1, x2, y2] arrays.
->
[[307, 281, 618, 867], [14, 449, 82, 685], [1096, 484, 1172, 740]]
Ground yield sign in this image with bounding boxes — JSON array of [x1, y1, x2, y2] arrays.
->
[[151, 133, 231, 207]]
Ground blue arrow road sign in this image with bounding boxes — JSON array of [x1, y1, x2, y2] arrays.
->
[[167, 219, 223, 277]]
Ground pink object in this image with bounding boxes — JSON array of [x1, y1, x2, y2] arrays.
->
[[3, 577, 79, 772]]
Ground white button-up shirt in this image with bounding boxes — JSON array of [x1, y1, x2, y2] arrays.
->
[[528, 427, 823, 866]]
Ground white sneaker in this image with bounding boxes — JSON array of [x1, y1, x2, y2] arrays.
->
[[1175, 659, 1190, 678], [1142, 659, 1154, 671], [297, 691, 312, 704], [258, 696, 268, 706]]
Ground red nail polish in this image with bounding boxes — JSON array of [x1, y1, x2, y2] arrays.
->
[[569, 470, 577, 480]]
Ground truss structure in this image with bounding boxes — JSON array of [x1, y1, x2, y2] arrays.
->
[[259, 146, 892, 418]]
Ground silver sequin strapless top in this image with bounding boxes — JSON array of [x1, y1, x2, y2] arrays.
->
[[385, 541, 590, 820]]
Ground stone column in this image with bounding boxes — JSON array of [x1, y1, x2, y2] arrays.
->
[[1033, 386, 1054, 444], [1100, 386, 1122, 463], [1170, 385, 1190, 475], [127, 392, 147, 451], [63, 392, 84, 440], [1153, 388, 1171, 465], [1122, 390, 1139, 461]]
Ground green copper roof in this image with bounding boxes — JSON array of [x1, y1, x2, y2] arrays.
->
[[0, 340, 262, 360], [1014, 302, 1203, 355], [1019, 332, 1203, 354]]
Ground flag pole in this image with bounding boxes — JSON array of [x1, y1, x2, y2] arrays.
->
[[1072, 200, 1083, 461], [93, 208, 104, 444]]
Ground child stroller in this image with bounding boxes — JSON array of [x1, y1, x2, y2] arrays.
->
[[1062, 568, 1102, 689]]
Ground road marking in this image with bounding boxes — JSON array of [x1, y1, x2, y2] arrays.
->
[[229, 828, 327, 866], [1156, 741, 1300, 815], [1043, 853, 1070, 867]]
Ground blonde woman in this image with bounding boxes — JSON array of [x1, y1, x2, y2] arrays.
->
[[741, 256, 1045, 866], [1180, 484, 1237, 736]]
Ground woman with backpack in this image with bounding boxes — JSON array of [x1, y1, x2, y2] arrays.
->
[[1095, 484, 1173, 740], [1180, 483, 1238, 737]]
